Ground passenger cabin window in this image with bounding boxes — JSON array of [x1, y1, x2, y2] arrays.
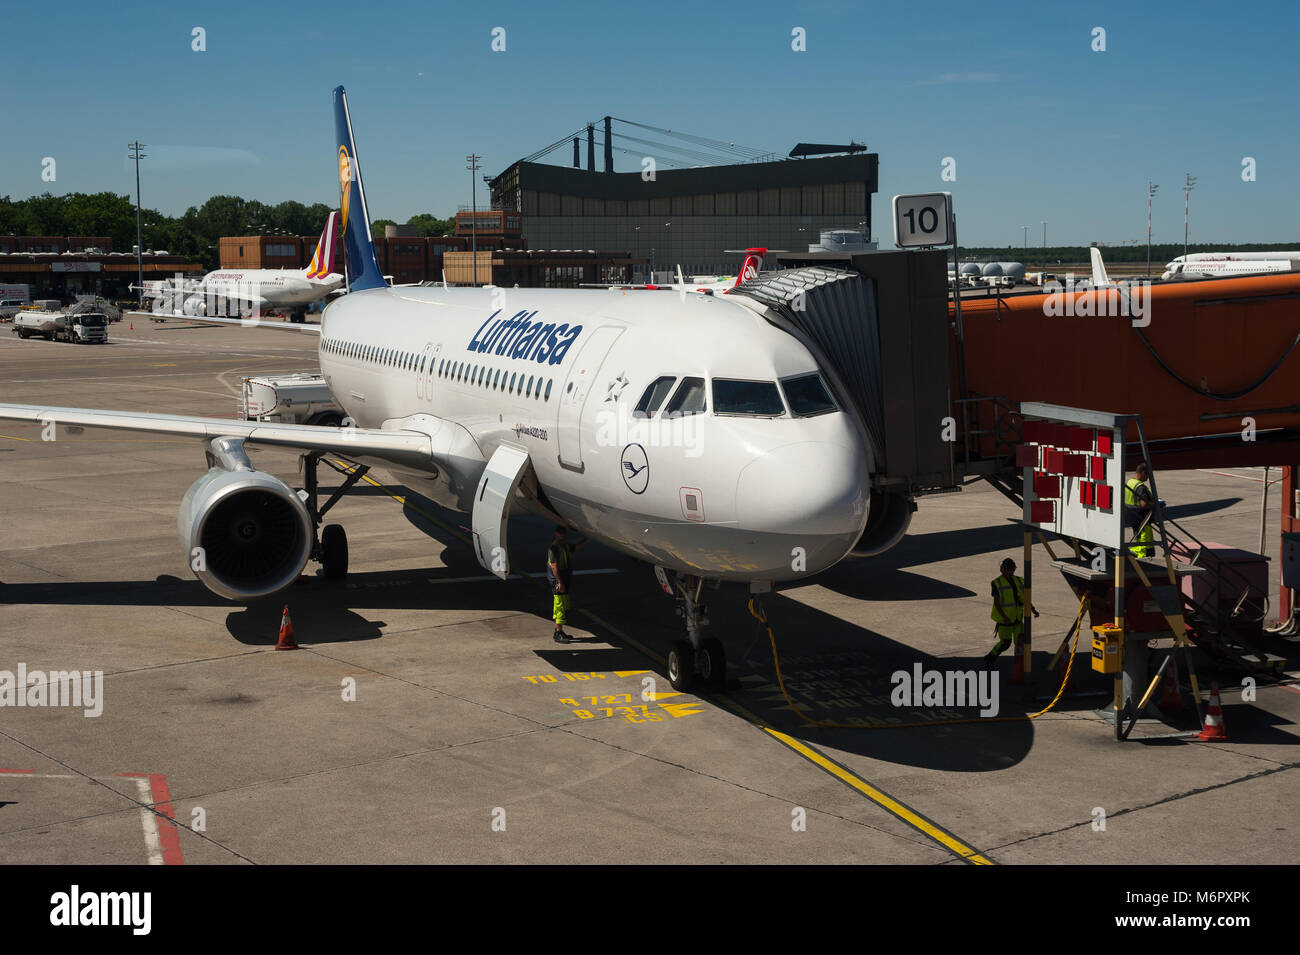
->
[[634, 376, 677, 418], [663, 377, 707, 417], [713, 378, 785, 417], [781, 374, 838, 417]]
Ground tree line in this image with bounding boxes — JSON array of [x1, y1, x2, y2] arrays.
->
[[0, 193, 455, 271]]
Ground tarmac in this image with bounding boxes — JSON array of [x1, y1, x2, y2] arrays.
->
[[0, 318, 1296, 864]]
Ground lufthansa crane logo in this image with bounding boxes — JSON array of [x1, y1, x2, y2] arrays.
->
[[338, 146, 353, 234], [620, 443, 649, 494]]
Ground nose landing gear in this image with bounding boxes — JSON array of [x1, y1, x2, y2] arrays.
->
[[656, 567, 725, 692]]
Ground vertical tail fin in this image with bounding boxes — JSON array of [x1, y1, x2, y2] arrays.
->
[[305, 211, 340, 279], [736, 248, 766, 285], [1090, 245, 1110, 286], [333, 86, 387, 291]]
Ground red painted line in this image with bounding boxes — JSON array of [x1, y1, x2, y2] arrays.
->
[[0, 768, 36, 774], [1280, 684, 1300, 696], [119, 771, 186, 865]]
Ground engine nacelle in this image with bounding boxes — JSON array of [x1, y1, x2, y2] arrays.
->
[[178, 465, 312, 601], [848, 490, 915, 558]]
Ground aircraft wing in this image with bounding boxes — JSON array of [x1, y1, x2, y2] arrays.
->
[[0, 403, 430, 466], [125, 311, 322, 334]]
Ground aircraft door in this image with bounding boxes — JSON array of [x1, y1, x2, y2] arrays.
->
[[556, 326, 624, 472]]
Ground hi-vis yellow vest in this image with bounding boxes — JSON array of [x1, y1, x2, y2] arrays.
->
[[1124, 477, 1145, 508], [990, 575, 1025, 625]]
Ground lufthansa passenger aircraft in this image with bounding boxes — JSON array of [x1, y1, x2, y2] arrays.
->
[[0, 88, 872, 690]]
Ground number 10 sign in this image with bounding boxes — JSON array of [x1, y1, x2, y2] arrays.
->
[[892, 193, 953, 248]]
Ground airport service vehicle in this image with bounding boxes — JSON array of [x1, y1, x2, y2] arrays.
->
[[241, 373, 343, 426], [0, 284, 31, 319], [0, 87, 892, 692], [12, 310, 108, 343], [139, 213, 343, 323]]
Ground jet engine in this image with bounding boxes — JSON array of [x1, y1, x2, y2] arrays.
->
[[848, 489, 915, 558], [178, 442, 312, 600]]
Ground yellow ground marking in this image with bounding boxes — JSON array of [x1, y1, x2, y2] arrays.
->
[[345, 461, 994, 864], [0, 433, 33, 442]]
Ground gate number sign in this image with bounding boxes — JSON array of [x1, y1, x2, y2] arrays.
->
[[892, 193, 953, 248]]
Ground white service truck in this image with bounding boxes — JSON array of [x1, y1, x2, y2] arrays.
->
[[0, 284, 31, 321], [240, 373, 343, 425], [12, 310, 109, 343]]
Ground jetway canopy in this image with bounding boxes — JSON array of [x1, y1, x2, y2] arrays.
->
[[735, 250, 954, 491]]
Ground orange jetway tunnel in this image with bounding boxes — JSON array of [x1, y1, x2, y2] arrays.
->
[[952, 274, 1300, 469]]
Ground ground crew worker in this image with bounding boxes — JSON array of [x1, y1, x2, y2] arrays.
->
[[547, 525, 588, 644], [1125, 462, 1155, 558], [984, 557, 1038, 667]]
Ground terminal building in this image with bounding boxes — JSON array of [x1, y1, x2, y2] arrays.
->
[[0, 236, 201, 300], [488, 150, 878, 279]]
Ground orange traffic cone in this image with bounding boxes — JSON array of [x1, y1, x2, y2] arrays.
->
[[1159, 658, 1185, 711], [275, 604, 298, 651], [1010, 647, 1025, 685], [1197, 681, 1228, 741], [129, 321, 133, 330]]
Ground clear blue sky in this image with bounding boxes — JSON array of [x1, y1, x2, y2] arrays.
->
[[4, 0, 1297, 246]]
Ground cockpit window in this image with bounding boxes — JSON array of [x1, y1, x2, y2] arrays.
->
[[713, 378, 785, 417], [781, 373, 837, 417], [663, 377, 707, 417], [633, 376, 677, 418]]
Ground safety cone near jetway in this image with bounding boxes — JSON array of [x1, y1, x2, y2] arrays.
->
[[1159, 658, 1185, 711], [1010, 645, 1025, 685], [275, 605, 298, 651], [1197, 682, 1228, 741]]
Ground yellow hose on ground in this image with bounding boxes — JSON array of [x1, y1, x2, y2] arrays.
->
[[747, 592, 1088, 729]]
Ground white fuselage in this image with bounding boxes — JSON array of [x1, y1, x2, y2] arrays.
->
[[200, 269, 344, 308], [1161, 259, 1296, 280], [317, 285, 871, 582]]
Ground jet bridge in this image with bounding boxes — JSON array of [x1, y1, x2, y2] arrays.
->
[[733, 250, 956, 556]]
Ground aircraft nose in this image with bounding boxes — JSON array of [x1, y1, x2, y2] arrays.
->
[[735, 441, 869, 538]]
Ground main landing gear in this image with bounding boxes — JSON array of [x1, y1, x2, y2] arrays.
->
[[656, 567, 725, 692], [301, 451, 369, 581]]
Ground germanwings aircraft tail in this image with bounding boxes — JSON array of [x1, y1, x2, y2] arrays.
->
[[333, 86, 387, 292], [305, 211, 340, 280]]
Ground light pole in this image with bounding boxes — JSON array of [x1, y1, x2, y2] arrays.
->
[[466, 154, 481, 285], [1041, 220, 1047, 250], [1147, 181, 1160, 278], [1021, 225, 1028, 251], [128, 141, 146, 307], [1183, 173, 1197, 258]]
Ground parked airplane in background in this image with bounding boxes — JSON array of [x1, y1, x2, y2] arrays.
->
[[588, 249, 768, 293], [0, 88, 879, 692], [1161, 254, 1298, 281], [140, 213, 344, 322]]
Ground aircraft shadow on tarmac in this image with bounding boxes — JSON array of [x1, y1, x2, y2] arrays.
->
[[0, 493, 1261, 774]]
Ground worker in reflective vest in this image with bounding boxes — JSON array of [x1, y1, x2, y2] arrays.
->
[[1125, 462, 1155, 559], [984, 557, 1038, 667]]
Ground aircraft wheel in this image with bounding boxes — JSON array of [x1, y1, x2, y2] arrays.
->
[[699, 638, 726, 688], [321, 524, 349, 579], [308, 410, 343, 427], [667, 640, 695, 692]]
